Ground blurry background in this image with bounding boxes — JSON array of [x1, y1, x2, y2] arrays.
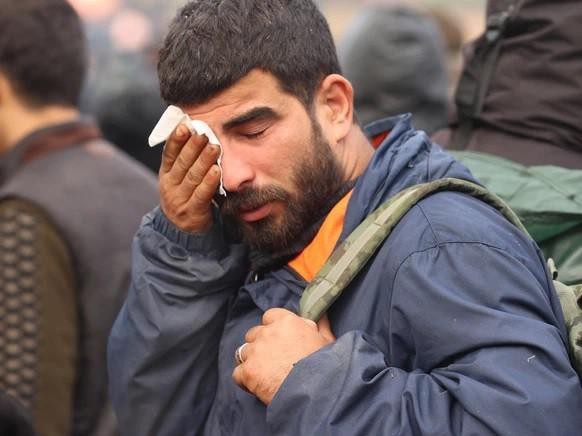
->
[[68, 0, 486, 171], [321, 0, 485, 40], [68, 0, 485, 61]]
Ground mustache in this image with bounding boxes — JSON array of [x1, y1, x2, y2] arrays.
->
[[221, 185, 289, 216]]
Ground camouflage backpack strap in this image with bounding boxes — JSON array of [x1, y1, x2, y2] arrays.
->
[[547, 259, 582, 376], [299, 177, 527, 321]]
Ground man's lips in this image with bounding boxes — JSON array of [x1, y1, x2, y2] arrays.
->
[[239, 203, 273, 222]]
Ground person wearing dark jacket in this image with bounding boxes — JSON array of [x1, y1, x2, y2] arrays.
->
[[108, 1, 582, 435], [434, 0, 582, 168], [0, 1, 158, 435]]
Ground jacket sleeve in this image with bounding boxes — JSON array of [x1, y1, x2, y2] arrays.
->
[[108, 207, 248, 436], [266, 242, 582, 435]]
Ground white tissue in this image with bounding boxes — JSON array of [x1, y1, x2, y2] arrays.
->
[[148, 105, 226, 197]]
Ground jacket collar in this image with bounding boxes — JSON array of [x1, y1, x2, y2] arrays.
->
[[0, 118, 101, 185], [343, 113, 477, 240]]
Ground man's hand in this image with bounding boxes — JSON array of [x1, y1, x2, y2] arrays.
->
[[232, 308, 336, 405], [159, 124, 222, 233]]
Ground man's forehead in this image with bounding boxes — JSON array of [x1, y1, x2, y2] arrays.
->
[[181, 71, 294, 126]]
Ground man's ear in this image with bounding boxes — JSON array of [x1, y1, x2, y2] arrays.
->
[[314, 74, 355, 145]]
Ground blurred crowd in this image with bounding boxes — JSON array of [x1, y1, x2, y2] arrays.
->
[[73, 0, 482, 173]]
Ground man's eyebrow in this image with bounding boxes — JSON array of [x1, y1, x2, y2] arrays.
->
[[222, 106, 280, 131]]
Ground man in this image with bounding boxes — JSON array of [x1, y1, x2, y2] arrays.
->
[[0, 1, 158, 435], [108, 1, 582, 435]]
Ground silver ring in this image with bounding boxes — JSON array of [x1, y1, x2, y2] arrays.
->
[[235, 343, 248, 365]]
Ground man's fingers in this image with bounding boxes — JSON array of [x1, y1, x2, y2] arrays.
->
[[232, 364, 252, 394], [233, 348, 253, 393], [245, 326, 262, 343], [261, 308, 294, 325], [169, 134, 210, 185], [179, 143, 220, 195], [186, 164, 221, 207], [232, 364, 245, 387], [235, 342, 250, 365], [160, 124, 190, 175]]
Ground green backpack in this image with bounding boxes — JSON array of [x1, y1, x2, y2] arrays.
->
[[298, 177, 582, 377], [453, 151, 582, 286]]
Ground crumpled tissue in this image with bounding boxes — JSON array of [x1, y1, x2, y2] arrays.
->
[[148, 105, 226, 196]]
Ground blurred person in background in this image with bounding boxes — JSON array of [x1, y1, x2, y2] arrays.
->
[[91, 52, 165, 173], [338, 3, 450, 134], [72, 0, 177, 173], [0, 1, 158, 435], [434, 0, 582, 168], [426, 6, 465, 98]]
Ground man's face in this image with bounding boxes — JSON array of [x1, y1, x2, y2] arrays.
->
[[182, 70, 345, 253]]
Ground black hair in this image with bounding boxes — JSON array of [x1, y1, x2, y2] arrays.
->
[[0, 0, 87, 108], [158, 0, 341, 108]]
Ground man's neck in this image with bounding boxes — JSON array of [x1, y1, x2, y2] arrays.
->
[[338, 126, 375, 183], [0, 105, 80, 154]]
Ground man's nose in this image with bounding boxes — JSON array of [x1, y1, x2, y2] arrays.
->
[[220, 142, 255, 193]]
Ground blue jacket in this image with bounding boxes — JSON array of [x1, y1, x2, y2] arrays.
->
[[108, 115, 582, 435]]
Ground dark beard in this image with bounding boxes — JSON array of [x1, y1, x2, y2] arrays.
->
[[220, 118, 345, 254]]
